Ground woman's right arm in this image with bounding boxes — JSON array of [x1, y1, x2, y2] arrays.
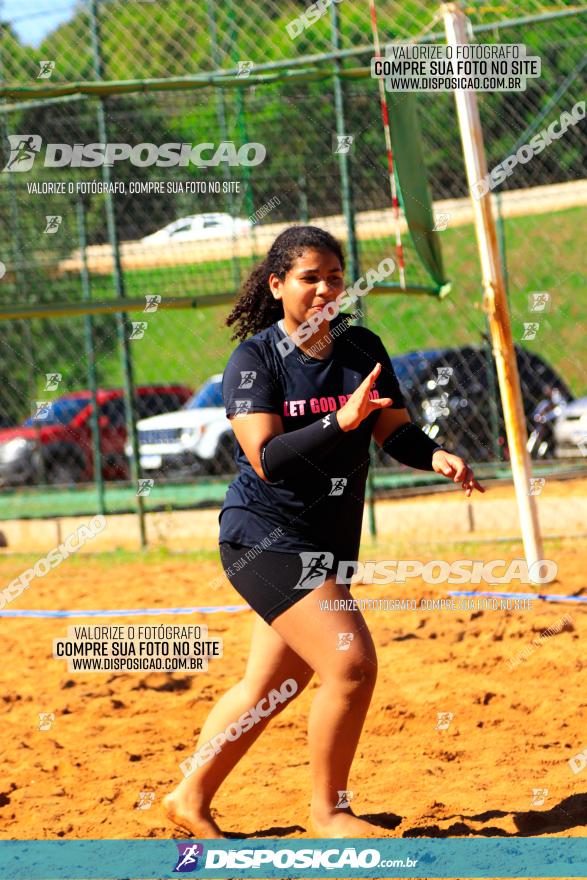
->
[[229, 411, 285, 482], [229, 362, 392, 483]]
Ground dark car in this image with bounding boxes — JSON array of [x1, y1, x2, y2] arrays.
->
[[0, 385, 192, 486], [377, 343, 573, 465]]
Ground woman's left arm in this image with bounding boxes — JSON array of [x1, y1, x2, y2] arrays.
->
[[372, 406, 411, 446], [373, 408, 485, 498]]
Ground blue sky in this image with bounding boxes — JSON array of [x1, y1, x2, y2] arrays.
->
[[1, 1, 78, 47]]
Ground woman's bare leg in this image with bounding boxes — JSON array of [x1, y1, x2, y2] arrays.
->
[[164, 614, 314, 836], [270, 577, 380, 837]]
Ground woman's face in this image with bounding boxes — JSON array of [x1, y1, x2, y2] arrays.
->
[[269, 248, 345, 328]]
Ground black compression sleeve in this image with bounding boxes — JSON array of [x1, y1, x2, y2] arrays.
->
[[381, 422, 445, 471], [260, 411, 345, 483]]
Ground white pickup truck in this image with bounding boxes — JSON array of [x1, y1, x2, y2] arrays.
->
[[126, 375, 237, 478]]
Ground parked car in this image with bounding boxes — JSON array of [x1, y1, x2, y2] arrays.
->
[[383, 343, 573, 464], [553, 396, 587, 458], [128, 375, 236, 479], [141, 213, 252, 244], [0, 385, 192, 487]]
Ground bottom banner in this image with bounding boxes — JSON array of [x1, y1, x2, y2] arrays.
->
[[0, 837, 586, 878]]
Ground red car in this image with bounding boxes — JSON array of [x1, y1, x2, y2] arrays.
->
[[0, 386, 192, 486]]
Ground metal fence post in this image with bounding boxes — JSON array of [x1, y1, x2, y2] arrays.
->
[[89, 0, 146, 548], [224, 2, 258, 255], [330, 3, 377, 540], [207, 0, 242, 290], [76, 194, 105, 514], [298, 171, 309, 223], [0, 26, 48, 484]]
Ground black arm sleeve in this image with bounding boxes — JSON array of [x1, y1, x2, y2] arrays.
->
[[382, 422, 446, 471], [260, 411, 345, 483]]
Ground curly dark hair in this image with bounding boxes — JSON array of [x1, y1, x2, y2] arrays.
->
[[225, 225, 345, 342]]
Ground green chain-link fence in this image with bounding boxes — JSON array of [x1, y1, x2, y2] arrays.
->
[[0, 1, 585, 527]]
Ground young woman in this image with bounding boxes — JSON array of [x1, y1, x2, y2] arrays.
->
[[164, 225, 484, 839]]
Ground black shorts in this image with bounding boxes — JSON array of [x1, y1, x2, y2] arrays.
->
[[219, 540, 346, 624]]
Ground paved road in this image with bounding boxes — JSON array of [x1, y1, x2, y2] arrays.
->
[[58, 178, 587, 275]]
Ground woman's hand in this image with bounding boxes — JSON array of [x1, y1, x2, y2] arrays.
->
[[431, 450, 485, 497], [336, 363, 392, 432]]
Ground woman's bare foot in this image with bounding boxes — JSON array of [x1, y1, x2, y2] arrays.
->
[[163, 791, 224, 838], [310, 807, 385, 838]]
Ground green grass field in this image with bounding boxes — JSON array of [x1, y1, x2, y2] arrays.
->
[[0, 535, 574, 568], [81, 205, 586, 397]]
